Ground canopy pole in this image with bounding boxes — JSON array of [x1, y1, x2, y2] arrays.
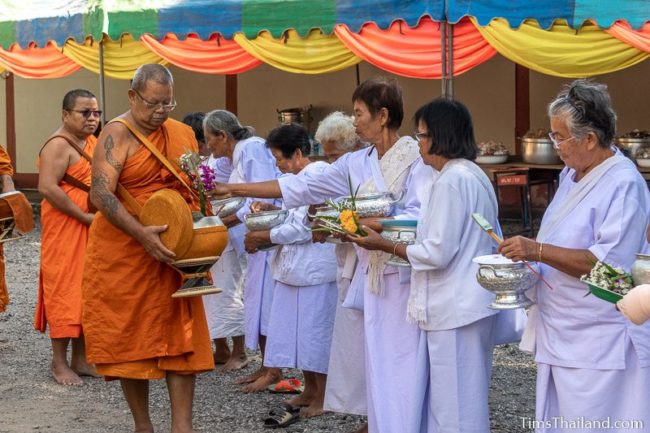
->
[[98, 39, 107, 127], [355, 64, 360, 86], [440, 22, 447, 98], [447, 22, 454, 99]]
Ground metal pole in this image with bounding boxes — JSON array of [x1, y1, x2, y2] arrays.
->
[[355, 64, 360, 86], [447, 22, 454, 99], [98, 39, 107, 126], [440, 22, 447, 98]]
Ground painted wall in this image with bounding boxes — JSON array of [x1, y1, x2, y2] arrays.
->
[[5, 55, 650, 177]]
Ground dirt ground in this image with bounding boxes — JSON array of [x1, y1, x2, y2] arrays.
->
[[0, 227, 536, 433]]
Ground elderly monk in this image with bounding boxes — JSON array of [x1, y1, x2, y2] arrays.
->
[[0, 143, 15, 313], [35, 89, 100, 386], [82, 64, 213, 433]]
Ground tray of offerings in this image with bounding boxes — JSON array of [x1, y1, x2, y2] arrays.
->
[[580, 278, 623, 304]]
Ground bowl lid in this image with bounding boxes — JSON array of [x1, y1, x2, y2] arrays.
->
[[245, 209, 288, 220], [140, 189, 193, 257], [380, 219, 417, 228], [472, 254, 518, 265]]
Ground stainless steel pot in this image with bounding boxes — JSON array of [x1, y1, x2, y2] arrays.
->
[[632, 254, 650, 285], [245, 209, 288, 231], [474, 254, 538, 309], [211, 197, 246, 218], [521, 138, 562, 165], [615, 137, 650, 159], [380, 220, 417, 267], [338, 191, 402, 218]]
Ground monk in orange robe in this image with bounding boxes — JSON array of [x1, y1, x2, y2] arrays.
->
[[82, 64, 213, 433], [0, 143, 15, 313], [35, 89, 100, 386]]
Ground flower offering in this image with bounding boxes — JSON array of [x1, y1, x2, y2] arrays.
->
[[178, 151, 216, 216], [581, 260, 634, 296], [312, 176, 367, 237]]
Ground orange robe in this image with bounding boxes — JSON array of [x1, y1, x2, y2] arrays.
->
[[0, 144, 13, 312], [34, 135, 97, 337], [81, 118, 213, 379]]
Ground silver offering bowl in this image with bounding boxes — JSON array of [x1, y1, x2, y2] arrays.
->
[[338, 191, 403, 218], [380, 220, 417, 267], [632, 254, 650, 285], [245, 209, 288, 231], [473, 254, 538, 309], [211, 197, 246, 218]]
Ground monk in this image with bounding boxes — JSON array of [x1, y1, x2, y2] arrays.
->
[[35, 89, 100, 386], [82, 64, 213, 433], [0, 143, 15, 313]]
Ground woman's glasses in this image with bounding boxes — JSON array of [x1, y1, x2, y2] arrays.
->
[[413, 131, 431, 142], [69, 109, 102, 119], [548, 132, 574, 150]]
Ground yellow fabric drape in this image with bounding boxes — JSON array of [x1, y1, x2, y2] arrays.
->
[[63, 34, 167, 80], [475, 18, 650, 78], [234, 29, 360, 74]]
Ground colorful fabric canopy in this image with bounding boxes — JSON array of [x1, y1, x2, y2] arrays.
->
[[335, 16, 495, 79], [607, 21, 650, 53], [234, 29, 361, 74], [0, 43, 80, 79], [140, 33, 261, 75], [474, 18, 650, 78]]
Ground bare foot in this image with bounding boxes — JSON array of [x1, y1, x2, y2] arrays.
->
[[51, 361, 82, 386], [234, 366, 267, 385], [285, 390, 316, 408], [217, 354, 249, 373], [351, 423, 368, 433], [71, 361, 101, 378], [213, 350, 230, 365], [301, 403, 326, 418], [240, 369, 282, 393]]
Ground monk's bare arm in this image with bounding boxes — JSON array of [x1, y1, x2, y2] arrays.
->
[[90, 126, 175, 263], [38, 139, 93, 226]]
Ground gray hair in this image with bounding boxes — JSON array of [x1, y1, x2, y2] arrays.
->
[[548, 79, 616, 148], [314, 111, 359, 151], [131, 64, 173, 92], [203, 109, 254, 141]]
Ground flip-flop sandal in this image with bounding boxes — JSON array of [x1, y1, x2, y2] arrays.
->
[[266, 378, 304, 394], [263, 404, 300, 429]]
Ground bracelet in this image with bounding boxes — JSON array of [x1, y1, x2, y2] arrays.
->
[[538, 242, 544, 262], [392, 242, 399, 257]]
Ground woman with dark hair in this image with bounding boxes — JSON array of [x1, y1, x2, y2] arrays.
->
[[208, 78, 433, 433], [500, 80, 650, 432], [245, 123, 338, 419], [201, 110, 282, 391], [351, 97, 500, 433]]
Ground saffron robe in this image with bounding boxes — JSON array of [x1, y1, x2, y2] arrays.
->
[[0, 144, 13, 313], [34, 135, 97, 338], [81, 119, 213, 376]]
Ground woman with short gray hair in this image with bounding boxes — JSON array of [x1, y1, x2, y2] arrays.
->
[[499, 79, 650, 431], [315, 111, 362, 162]]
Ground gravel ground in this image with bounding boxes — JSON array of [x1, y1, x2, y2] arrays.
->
[[0, 223, 536, 433]]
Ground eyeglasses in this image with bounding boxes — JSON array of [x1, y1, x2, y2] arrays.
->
[[413, 131, 431, 142], [132, 88, 177, 112], [548, 132, 575, 150], [69, 109, 102, 119]]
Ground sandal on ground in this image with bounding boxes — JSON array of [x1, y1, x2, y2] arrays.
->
[[266, 378, 304, 394], [263, 404, 300, 429]]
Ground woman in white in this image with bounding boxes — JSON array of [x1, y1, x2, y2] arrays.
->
[[209, 78, 434, 433], [500, 80, 650, 432], [202, 110, 280, 376], [352, 98, 501, 433], [245, 124, 338, 417]]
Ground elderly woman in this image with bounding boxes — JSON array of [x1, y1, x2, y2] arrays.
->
[[209, 78, 432, 433], [351, 98, 499, 433], [499, 80, 650, 431], [202, 110, 282, 387], [315, 111, 364, 163], [245, 124, 338, 420]]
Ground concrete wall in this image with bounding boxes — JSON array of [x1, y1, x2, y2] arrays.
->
[[5, 55, 650, 176]]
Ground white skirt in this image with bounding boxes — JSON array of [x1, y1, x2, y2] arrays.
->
[[244, 250, 275, 350]]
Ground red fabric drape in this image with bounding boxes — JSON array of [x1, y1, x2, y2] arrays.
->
[[140, 33, 261, 74], [606, 21, 650, 53], [334, 16, 496, 79], [0, 42, 80, 79]]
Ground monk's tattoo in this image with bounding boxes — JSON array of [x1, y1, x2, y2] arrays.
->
[[91, 170, 119, 219], [104, 135, 124, 173]]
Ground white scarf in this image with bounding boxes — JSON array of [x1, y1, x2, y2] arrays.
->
[[358, 137, 421, 295], [519, 152, 629, 353], [406, 159, 497, 323]]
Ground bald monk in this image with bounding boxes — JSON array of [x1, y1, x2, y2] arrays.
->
[[82, 64, 213, 433], [0, 144, 15, 313], [35, 89, 100, 386]]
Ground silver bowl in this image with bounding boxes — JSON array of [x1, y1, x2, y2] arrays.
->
[[632, 253, 650, 285], [211, 197, 246, 218], [380, 220, 417, 267], [313, 205, 339, 219], [473, 254, 538, 309], [245, 209, 288, 231], [193, 215, 224, 229], [521, 138, 562, 165], [338, 192, 401, 218]]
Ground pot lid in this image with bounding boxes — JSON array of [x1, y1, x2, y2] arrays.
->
[[472, 254, 519, 265]]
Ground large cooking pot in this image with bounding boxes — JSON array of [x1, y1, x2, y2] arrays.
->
[[521, 137, 562, 165], [615, 137, 650, 159], [277, 106, 313, 126]]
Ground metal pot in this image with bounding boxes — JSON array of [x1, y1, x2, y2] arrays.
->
[[211, 197, 246, 218], [473, 254, 538, 309], [615, 137, 650, 159], [245, 209, 288, 231], [521, 138, 562, 165], [632, 254, 650, 285], [338, 191, 402, 218], [380, 220, 417, 267]]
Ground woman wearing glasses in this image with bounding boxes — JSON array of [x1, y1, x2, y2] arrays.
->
[[499, 80, 650, 431], [208, 78, 433, 433]]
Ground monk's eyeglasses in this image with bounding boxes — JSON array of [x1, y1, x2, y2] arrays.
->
[[69, 109, 102, 119], [132, 88, 177, 112]]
